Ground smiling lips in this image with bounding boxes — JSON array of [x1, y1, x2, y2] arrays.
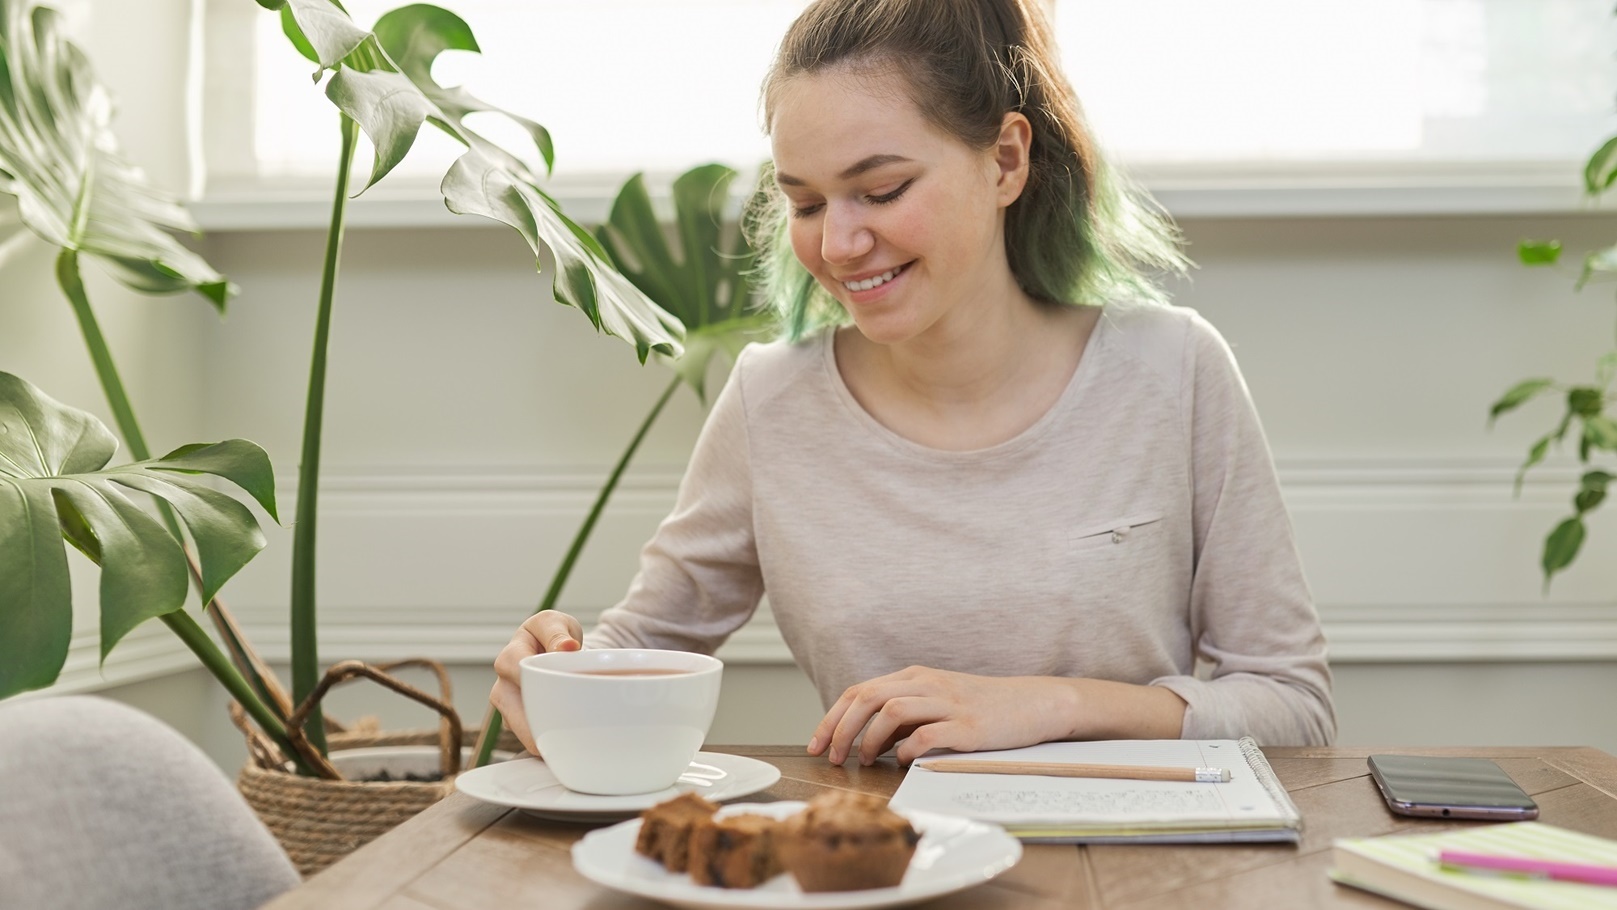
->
[[841, 262, 909, 292]]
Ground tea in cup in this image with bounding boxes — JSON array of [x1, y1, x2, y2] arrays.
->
[[519, 648, 722, 795]]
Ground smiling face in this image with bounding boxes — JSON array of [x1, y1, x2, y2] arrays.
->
[[769, 66, 1030, 347]]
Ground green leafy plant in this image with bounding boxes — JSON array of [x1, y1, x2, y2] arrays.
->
[[0, 0, 685, 777], [258, 0, 684, 758], [0, 0, 233, 461], [1491, 137, 1617, 588], [471, 162, 777, 766], [0, 372, 312, 770], [0, 0, 301, 756]]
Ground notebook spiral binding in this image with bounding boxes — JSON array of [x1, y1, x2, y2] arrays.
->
[[1239, 735, 1304, 831]]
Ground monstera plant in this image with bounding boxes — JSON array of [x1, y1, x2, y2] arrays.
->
[[472, 162, 778, 766], [0, 0, 233, 456], [0, 0, 305, 760], [258, 0, 685, 756], [0, 0, 685, 780], [0, 372, 312, 769]]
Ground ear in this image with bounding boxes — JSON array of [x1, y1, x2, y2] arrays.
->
[[993, 112, 1033, 207]]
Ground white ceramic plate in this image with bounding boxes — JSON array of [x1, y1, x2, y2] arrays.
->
[[454, 752, 782, 822], [570, 801, 1022, 910]]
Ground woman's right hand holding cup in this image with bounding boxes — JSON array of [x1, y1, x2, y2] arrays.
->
[[491, 611, 583, 755]]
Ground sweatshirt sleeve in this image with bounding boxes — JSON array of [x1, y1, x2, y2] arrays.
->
[[1149, 313, 1337, 746], [584, 351, 765, 653]]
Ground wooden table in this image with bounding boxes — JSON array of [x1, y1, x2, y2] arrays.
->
[[265, 745, 1617, 910]]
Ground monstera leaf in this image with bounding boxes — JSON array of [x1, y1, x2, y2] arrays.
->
[[0, 0, 232, 305], [0, 372, 277, 699], [596, 164, 775, 399], [265, 0, 681, 361]]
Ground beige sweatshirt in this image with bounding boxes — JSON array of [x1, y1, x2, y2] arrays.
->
[[587, 303, 1336, 746]]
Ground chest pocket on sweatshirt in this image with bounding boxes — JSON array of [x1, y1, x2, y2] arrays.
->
[[1068, 512, 1164, 554]]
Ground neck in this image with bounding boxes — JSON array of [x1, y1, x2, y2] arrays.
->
[[873, 279, 1066, 408]]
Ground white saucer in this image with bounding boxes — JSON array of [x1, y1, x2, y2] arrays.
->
[[455, 752, 782, 822], [571, 801, 1022, 910]]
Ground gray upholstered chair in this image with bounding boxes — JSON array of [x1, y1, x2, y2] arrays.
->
[[0, 695, 299, 910]]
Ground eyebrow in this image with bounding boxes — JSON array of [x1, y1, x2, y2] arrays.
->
[[775, 154, 913, 187]]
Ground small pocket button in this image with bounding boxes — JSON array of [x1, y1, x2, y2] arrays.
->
[[1069, 512, 1162, 551]]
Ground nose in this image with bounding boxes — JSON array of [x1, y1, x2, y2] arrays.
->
[[820, 200, 874, 265]]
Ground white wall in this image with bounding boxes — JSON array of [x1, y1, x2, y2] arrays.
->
[[9, 1, 1617, 771], [18, 210, 1617, 766], [109, 209, 1611, 772]]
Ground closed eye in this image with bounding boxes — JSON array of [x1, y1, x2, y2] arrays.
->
[[868, 178, 915, 205], [786, 177, 913, 218]]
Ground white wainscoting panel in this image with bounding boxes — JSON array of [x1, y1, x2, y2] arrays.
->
[[206, 456, 1617, 667], [1286, 457, 1617, 660], [25, 624, 196, 698]]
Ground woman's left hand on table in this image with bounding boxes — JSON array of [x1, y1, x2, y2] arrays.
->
[[807, 666, 1076, 766]]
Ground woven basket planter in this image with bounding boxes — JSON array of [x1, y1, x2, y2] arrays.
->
[[238, 726, 520, 876], [233, 659, 522, 876]]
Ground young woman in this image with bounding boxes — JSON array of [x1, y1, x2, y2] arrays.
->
[[491, 0, 1335, 765]]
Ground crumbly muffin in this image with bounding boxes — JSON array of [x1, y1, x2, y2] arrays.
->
[[775, 791, 921, 891], [634, 792, 719, 872], [687, 813, 785, 888]]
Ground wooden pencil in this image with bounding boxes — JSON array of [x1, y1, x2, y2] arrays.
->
[[916, 759, 1232, 783]]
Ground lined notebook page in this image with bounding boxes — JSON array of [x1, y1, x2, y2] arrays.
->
[[888, 739, 1292, 829]]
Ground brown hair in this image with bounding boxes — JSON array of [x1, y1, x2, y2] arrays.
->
[[750, 0, 1187, 340]]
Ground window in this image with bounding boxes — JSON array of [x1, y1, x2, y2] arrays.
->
[[208, 0, 804, 190], [200, 0, 1617, 214], [1056, 0, 1616, 168]]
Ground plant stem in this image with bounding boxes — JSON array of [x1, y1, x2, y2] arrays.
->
[[540, 374, 681, 615], [57, 250, 155, 463], [195, 577, 294, 723], [57, 251, 293, 731], [162, 610, 314, 775], [291, 113, 359, 759], [472, 374, 683, 767]]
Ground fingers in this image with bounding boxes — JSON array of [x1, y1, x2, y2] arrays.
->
[[807, 667, 983, 767], [494, 613, 581, 677], [894, 721, 966, 765], [857, 697, 937, 765], [822, 686, 885, 765], [807, 689, 855, 758], [824, 672, 925, 765], [525, 611, 584, 653], [488, 678, 538, 756], [490, 611, 581, 759]]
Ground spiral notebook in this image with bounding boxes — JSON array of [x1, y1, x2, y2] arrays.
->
[[887, 737, 1301, 844]]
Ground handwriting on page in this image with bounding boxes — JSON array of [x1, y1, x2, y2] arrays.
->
[[950, 788, 1226, 817]]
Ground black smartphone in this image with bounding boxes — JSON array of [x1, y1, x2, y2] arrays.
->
[[1367, 755, 1539, 821]]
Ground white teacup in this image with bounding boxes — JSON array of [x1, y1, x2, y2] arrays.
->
[[519, 648, 723, 795]]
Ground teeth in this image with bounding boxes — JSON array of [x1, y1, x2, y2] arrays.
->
[[843, 264, 904, 292]]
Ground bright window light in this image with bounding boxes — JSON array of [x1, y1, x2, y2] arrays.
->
[[250, 0, 804, 182], [228, 0, 1617, 187], [1054, 0, 1617, 163]]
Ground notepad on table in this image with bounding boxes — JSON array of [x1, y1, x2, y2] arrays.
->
[[886, 737, 1301, 844], [1331, 822, 1617, 910]]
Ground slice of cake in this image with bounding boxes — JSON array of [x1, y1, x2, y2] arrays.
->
[[687, 813, 784, 889], [775, 791, 921, 891], [634, 792, 718, 872]]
